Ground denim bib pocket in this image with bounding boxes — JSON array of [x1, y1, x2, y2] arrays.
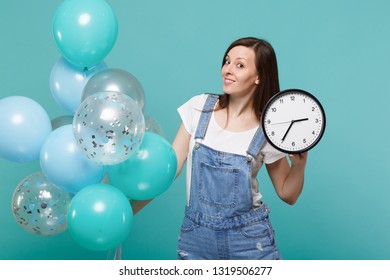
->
[[198, 161, 238, 208]]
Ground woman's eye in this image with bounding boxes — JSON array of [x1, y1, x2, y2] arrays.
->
[[225, 60, 231, 65], [237, 63, 244, 68]]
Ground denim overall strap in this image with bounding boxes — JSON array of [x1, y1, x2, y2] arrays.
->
[[246, 126, 266, 160], [194, 94, 219, 140]]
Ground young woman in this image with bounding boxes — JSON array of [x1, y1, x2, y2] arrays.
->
[[171, 37, 308, 260]]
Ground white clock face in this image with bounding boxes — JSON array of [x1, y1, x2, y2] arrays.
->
[[262, 89, 326, 153]]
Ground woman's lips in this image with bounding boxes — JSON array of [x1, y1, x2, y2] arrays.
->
[[223, 78, 235, 86]]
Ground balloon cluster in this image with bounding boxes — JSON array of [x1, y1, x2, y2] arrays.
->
[[1, 0, 177, 252]]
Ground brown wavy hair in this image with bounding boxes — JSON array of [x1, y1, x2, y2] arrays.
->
[[218, 37, 280, 121]]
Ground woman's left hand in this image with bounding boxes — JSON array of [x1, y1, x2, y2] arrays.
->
[[289, 152, 308, 169]]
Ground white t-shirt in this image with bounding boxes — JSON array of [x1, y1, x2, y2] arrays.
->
[[178, 94, 286, 207]]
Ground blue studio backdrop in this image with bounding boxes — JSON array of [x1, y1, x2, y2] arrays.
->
[[0, 0, 389, 259]]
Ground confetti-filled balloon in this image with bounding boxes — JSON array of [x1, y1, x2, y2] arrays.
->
[[12, 172, 71, 236], [73, 91, 145, 165]]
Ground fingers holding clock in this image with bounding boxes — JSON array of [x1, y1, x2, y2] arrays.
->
[[289, 151, 308, 168]]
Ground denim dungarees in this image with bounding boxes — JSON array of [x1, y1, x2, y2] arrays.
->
[[177, 94, 282, 260]]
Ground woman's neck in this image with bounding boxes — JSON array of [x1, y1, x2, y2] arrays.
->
[[215, 94, 259, 132], [227, 94, 254, 118]]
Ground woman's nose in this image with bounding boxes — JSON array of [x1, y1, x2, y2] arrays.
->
[[223, 63, 233, 75]]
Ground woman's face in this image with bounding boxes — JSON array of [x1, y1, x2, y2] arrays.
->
[[221, 45, 259, 97]]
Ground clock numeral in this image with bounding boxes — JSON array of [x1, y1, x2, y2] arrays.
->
[[279, 99, 284, 104], [267, 119, 271, 124], [312, 131, 316, 135], [292, 141, 295, 147], [271, 107, 277, 112], [271, 131, 275, 136], [312, 107, 315, 112], [303, 138, 306, 143], [303, 99, 306, 103], [290, 96, 295, 101], [315, 118, 319, 123]]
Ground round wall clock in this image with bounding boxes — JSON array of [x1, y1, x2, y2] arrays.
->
[[261, 89, 326, 154]]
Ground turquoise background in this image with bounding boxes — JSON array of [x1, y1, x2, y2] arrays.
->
[[1, 0, 389, 259]]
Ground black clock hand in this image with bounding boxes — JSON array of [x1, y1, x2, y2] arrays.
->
[[281, 120, 294, 142], [281, 117, 309, 142], [281, 118, 309, 141], [293, 118, 309, 123]]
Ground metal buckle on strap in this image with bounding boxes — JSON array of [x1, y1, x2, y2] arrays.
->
[[246, 154, 253, 162]]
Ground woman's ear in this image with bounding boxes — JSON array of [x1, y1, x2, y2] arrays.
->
[[255, 77, 260, 85]]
